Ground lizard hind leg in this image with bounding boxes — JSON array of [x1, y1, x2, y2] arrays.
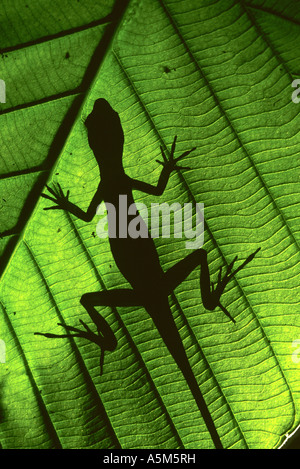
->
[[80, 288, 142, 374], [35, 288, 142, 375], [164, 247, 260, 322]]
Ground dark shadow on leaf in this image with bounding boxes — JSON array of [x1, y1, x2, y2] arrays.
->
[[36, 98, 261, 450]]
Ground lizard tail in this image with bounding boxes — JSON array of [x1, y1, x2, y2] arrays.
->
[[151, 308, 224, 449]]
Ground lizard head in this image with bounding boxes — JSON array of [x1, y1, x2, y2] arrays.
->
[[84, 98, 124, 168]]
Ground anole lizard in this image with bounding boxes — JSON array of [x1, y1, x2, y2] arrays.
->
[[36, 98, 260, 449]]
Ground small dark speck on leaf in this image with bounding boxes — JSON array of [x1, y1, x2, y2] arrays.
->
[[109, 265, 112, 268], [65, 52, 70, 59], [55, 172, 59, 175], [2, 198, 6, 202], [57, 228, 61, 233], [13, 312, 16, 315], [92, 232, 96, 238], [163, 66, 171, 74]]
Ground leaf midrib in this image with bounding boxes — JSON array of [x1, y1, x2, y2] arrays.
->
[[0, 0, 132, 279]]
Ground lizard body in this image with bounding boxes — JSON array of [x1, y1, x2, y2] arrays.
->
[[37, 99, 260, 449]]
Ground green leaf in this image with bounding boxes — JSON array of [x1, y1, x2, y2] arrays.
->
[[0, 0, 300, 449]]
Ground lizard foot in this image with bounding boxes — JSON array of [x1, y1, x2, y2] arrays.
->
[[209, 248, 261, 323], [35, 319, 113, 375], [156, 135, 196, 172]]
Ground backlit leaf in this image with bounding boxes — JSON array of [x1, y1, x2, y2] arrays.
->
[[0, 0, 299, 449]]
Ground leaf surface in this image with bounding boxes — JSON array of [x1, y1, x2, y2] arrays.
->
[[0, 0, 299, 449]]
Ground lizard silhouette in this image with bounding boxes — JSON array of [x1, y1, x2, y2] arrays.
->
[[36, 98, 260, 449]]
